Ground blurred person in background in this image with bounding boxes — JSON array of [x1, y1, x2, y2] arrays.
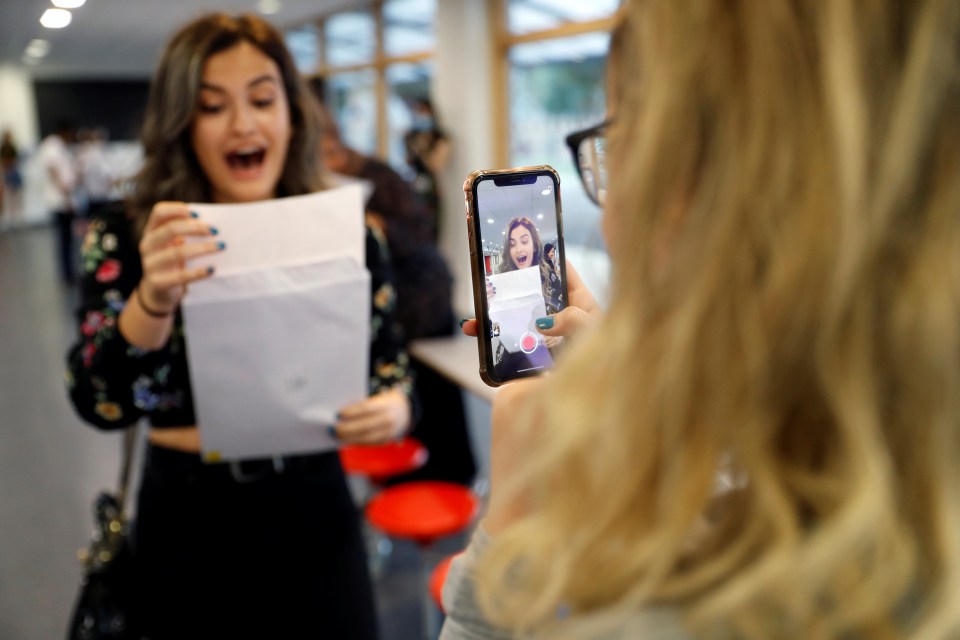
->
[[0, 128, 24, 230], [76, 126, 119, 220], [442, 0, 960, 639], [38, 120, 79, 281], [403, 97, 451, 244], [312, 76, 477, 487]]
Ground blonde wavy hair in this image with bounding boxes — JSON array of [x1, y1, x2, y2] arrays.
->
[[476, 1, 960, 638]]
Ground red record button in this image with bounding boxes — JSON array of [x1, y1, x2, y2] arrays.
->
[[520, 332, 538, 354]]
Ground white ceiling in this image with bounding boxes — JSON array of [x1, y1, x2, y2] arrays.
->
[[0, 0, 365, 79]]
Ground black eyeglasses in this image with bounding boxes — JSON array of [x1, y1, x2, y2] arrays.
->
[[565, 120, 609, 207]]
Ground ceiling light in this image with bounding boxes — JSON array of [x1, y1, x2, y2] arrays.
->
[[25, 39, 51, 58], [52, 0, 86, 7], [258, 0, 282, 15], [40, 8, 72, 28]]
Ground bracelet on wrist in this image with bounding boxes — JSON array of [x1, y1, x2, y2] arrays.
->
[[134, 287, 175, 318]]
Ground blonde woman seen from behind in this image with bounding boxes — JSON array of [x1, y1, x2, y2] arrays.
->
[[442, 1, 960, 639]]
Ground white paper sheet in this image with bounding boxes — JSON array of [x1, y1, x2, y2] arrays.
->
[[487, 268, 547, 354], [180, 186, 369, 462], [186, 185, 365, 276]]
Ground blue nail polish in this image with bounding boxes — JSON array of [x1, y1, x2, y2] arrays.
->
[[217, 241, 226, 250], [190, 211, 199, 218], [327, 425, 338, 439], [535, 316, 554, 329], [458, 319, 468, 328], [209, 226, 219, 235], [207, 266, 215, 274]]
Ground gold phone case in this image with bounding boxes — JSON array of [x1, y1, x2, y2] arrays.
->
[[462, 165, 564, 387]]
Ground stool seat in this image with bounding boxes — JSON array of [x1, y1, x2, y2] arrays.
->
[[339, 437, 428, 483], [429, 553, 459, 614], [366, 481, 478, 545]]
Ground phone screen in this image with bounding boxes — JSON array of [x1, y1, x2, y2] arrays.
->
[[470, 169, 566, 384]]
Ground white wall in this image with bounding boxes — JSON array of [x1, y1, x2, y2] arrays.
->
[[0, 64, 48, 224], [0, 64, 39, 148]]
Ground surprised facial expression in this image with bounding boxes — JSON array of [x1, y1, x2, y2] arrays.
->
[[191, 41, 292, 204], [509, 225, 535, 269]]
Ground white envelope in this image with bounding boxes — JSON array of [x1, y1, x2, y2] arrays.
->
[[181, 187, 369, 462], [487, 268, 547, 354]]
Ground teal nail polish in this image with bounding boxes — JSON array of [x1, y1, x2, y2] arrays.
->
[[535, 316, 554, 330], [327, 425, 339, 439], [190, 211, 199, 218], [209, 226, 219, 235], [217, 241, 226, 250], [458, 318, 468, 328]]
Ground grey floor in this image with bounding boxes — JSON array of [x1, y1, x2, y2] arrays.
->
[[0, 223, 490, 640]]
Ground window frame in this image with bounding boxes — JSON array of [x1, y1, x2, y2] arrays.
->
[[288, 0, 437, 160], [490, 0, 618, 167]]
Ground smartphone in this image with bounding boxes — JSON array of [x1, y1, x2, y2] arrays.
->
[[463, 165, 568, 387]]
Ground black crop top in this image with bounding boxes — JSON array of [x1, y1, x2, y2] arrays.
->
[[65, 204, 414, 431]]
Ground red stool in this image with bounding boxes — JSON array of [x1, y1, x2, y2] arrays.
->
[[339, 437, 429, 580], [339, 436, 429, 484], [429, 553, 460, 615], [367, 482, 478, 639]]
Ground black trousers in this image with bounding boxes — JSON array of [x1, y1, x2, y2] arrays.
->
[[132, 445, 379, 640]]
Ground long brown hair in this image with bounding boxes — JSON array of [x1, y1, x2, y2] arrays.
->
[[477, 1, 960, 638], [496, 216, 554, 288], [128, 13, 322, 229]]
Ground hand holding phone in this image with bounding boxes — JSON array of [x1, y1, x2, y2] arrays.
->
[[463, 166, 568, 386]]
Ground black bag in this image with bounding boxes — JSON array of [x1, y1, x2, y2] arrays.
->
[[67, 430, 143, 640]]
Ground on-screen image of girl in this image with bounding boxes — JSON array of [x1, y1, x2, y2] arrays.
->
[[486, 216, 563, 378], [487, 216, 562, 315]]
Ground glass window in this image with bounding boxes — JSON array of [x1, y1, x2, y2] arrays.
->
[[285, 23, 320, 74], [508, 33, 609, 252], [383, 0, 436, 56], [324, 11, 376, 68], [506, 0, 620, 35], [385, 61, 434, 173], [327, 69, 378, 156]]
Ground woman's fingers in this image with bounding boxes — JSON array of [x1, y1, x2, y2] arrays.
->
[[140, 218, 217, 255], [145, 262, 216, 290], [140, 238, 221, 299], [536, 305, 596, 338], [333, 389, 410, 445], [460, 319, 479, 337], [461, 261, 598, 342], [543, 335, 564, 349], [563, 260, 600, 315], [486, 278, 496, 300], [138, 202, 223, 307], [334, 416, 395, 445], [141, 201, 192, 235], [142, 238, 223, 272]]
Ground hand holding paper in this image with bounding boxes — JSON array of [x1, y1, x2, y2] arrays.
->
[[332, 387, 411, 445], [181, 185, 370, 462]]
